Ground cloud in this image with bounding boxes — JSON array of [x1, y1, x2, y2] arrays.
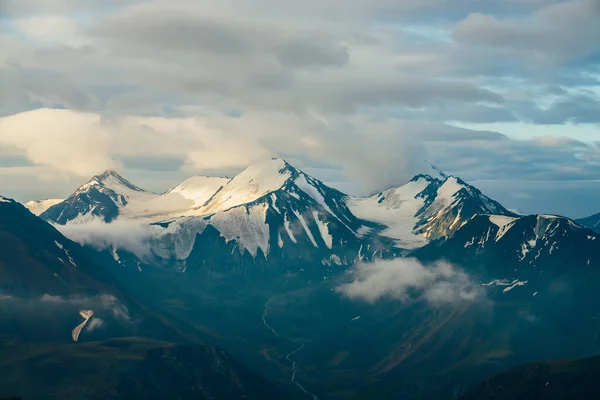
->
[[0, 109, 116, 176], [55, 220, 154, 260], [453, 0, 600, 64], [1, 107, 598, 217], [0, 0, 599, 217], [0, 293, 131, 321], [336, 258, 483, 306], [40, 294, 67, 303], [100, 294, 131, 321], [86, 317, 105, 332]]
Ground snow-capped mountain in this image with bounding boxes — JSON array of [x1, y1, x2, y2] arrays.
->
[[415, 213, 600, 299], [24, 198, 64, 216], [165, 175, 230, 207], [577, 212, 600, 234], [41, 171, 230, 224], [148, 158, 387, 271], [349, 173, 514, 249], [41, 170, 153, 224], [35, 158, 520, 272]]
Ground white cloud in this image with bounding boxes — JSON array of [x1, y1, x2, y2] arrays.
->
[[14, 15, 91, 47], [40, 294, 68, 303], [86, 317, 104, 331], [0, 109, 116, 176], [336, 258, 483, 306], [55, 220, 153, 260]]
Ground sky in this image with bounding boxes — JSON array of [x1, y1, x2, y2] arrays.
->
[[0, 0, 599, 218]]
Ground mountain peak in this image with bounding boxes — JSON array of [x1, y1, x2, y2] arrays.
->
[[98, 169, 120, 178], [409, 174, 442, 184], [0, 195, 14, 204], [194, 158, 299, 214], [80, 170, 145, 193]]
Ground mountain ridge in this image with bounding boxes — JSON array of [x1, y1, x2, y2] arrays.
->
[[577, 212, 600, 234]]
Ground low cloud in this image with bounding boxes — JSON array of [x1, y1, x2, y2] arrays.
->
[[0, 293, 131, 322], [86, 317, 105, 332], [100, 294, 131, 321], [40, 294, 68, 303], [336, 258, 482, 306], [55, 220, 153, 260]]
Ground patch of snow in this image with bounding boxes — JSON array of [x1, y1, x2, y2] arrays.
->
[[488, 215, 517, 242], [210, 203, 270, 257], [166, 176, 229, 206], [482, 279, 511, 287], [111, 247, 120, 263], [435, 177, 464, 200], [295, 174, 334, 216], [449, 208, 463, 231], [312, 211, 333, 249], [348, 177, 431, 249], [355, 226, 372, 237], [54, 240, 76, 267], [195, 158, 291, 214], [503, 280, 528, 293], [72, 309, 94, 342], [278, 233, 284, 248], [284, 214, 297, 243], [270, 194, 281, 214], [64, 249, 77, 267], [465, 237, 476, 248], [351, 316, 361, 322], [293, 210, 318, 248], [330, 254, 342, 265], [0, 195, 11, 203]]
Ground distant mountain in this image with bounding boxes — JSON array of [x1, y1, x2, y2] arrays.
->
[[148, 158, 394, 275], [38, 158, 515, 273], [24, 198, 63, 216], [415, 213, 599, 276], [577, 212, 600, 234], [41, 171, 152, 224], [460, 355, 600, 400], [349, 174, 514, 249], [0, 338, 290, 400]]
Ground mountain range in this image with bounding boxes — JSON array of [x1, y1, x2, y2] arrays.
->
[[34, 158, 520, 268], [2, 158, 599, 400]]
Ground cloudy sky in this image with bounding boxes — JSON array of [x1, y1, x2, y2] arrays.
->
[[0, 0, 599, 218]]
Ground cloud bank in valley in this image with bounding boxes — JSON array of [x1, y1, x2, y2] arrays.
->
[[55, 219, 154, 260], [336, 258, 483, 306]]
